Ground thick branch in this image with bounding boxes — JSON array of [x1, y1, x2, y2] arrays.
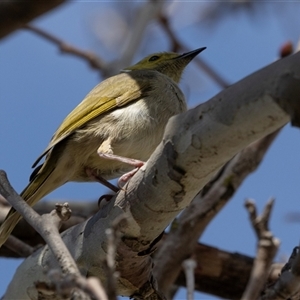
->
[[175, 243, 283, 299], [0, 0, 68, 39], [3, 52, 299, 299], [153, 130, 280, 294]]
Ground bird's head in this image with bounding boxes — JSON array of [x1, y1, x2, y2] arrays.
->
[[122, 47, 206, 83]]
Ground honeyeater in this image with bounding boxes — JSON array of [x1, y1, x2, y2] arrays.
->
[[0, 47, 206, 247]]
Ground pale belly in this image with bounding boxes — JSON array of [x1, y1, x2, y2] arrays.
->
[[67, 103, 167, 181], [65, 82, 186, 182]]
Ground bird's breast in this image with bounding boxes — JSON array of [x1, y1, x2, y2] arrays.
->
[[70, 78, 187, 181]]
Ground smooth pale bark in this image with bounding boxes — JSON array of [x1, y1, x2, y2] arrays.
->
[[4, 52, 300, 299], [153, 130, 281, 295]]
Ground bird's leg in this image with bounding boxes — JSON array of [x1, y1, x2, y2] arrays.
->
[[98, 152, 145, 187], [97, 140, 145, 187], [85, 168, 119, 193], [98, 152, 144, 167]]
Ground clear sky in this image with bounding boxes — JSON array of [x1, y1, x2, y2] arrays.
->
[[1, 2, 300, 299]]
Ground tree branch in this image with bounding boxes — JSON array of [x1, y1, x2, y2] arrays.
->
[[182, 258, 197, 300], [262, 246, 300, 299], [153, 129, 280, 293], [158, 12, 230, 88], [0, 171, 79, 276], [0, 171, 109, 300], [24, 24, 105, 71], [242, 199, 279, 300], [104, 0, 164, 77], [175, 243, 283, 299], [0, 0, 68, 39], [3, 51, 299, 299]]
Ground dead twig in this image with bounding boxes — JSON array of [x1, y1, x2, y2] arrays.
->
[[182, 258, 197, 300], [104, 215, 127, 300], [0, 170, 108, 300], [158, 13, 230, 88], [242, 198, 280, 300], [0, 170, 78, 275], [4, 235, 34, 257], [24, 24, 104, 71]]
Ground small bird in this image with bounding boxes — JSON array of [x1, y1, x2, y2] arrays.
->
[[0, 47, 206, 247]]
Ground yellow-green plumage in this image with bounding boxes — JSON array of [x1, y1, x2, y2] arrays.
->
[[0, 47, 206, 247]]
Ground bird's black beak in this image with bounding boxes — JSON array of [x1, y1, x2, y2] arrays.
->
[[175, 47, 206, 60]]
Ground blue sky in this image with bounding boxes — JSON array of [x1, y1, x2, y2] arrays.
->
[[1, 2, 300, 299]]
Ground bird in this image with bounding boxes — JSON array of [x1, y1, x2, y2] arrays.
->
[[0, 47, 206, 247]]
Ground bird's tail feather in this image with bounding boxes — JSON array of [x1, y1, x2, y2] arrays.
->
[[0, 162, 57, 247], [0, 212, 23, 247]]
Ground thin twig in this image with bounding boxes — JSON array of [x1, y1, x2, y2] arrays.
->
[[158, 13, 230, 88], [24, 24, 104, 71], [182, 258, 197, 300], [4, 235, 34, 257], [242, 198, 280, 300], [76, 276, 109, 300], [105, 0, 164, 77], [104, 215, 127, 300], [0, 170, 79, 275], [0, 170, 109, 299]]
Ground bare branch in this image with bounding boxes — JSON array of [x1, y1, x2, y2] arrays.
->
[[103, 215, 127, 300], [0, 0, 68, 39], [0, 170, 79, 276], [242, 199, 280, 300], [24, 24, 105, 71], [0, 171, 109, 299], [105, 0, 164, 77], [154, 130, 280, 294], [0, 199, 98, 258], [182, 258, 197, 300], [23, 1, 163, 78], [173, 242, 284, 299], [158, 13, 230, 88], [76, 276, 109, 300], [4, 235, 34, 257], [262, 246, 300, 299], [3, 51, 299, 299]]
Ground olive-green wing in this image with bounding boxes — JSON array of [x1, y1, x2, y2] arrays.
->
[[32, 72, 150, 167]]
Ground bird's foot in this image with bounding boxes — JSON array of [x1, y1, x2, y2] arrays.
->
[[118, 167, 140, 188]]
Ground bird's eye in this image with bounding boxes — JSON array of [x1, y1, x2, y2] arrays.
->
[[148, 55, 160, 62]]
